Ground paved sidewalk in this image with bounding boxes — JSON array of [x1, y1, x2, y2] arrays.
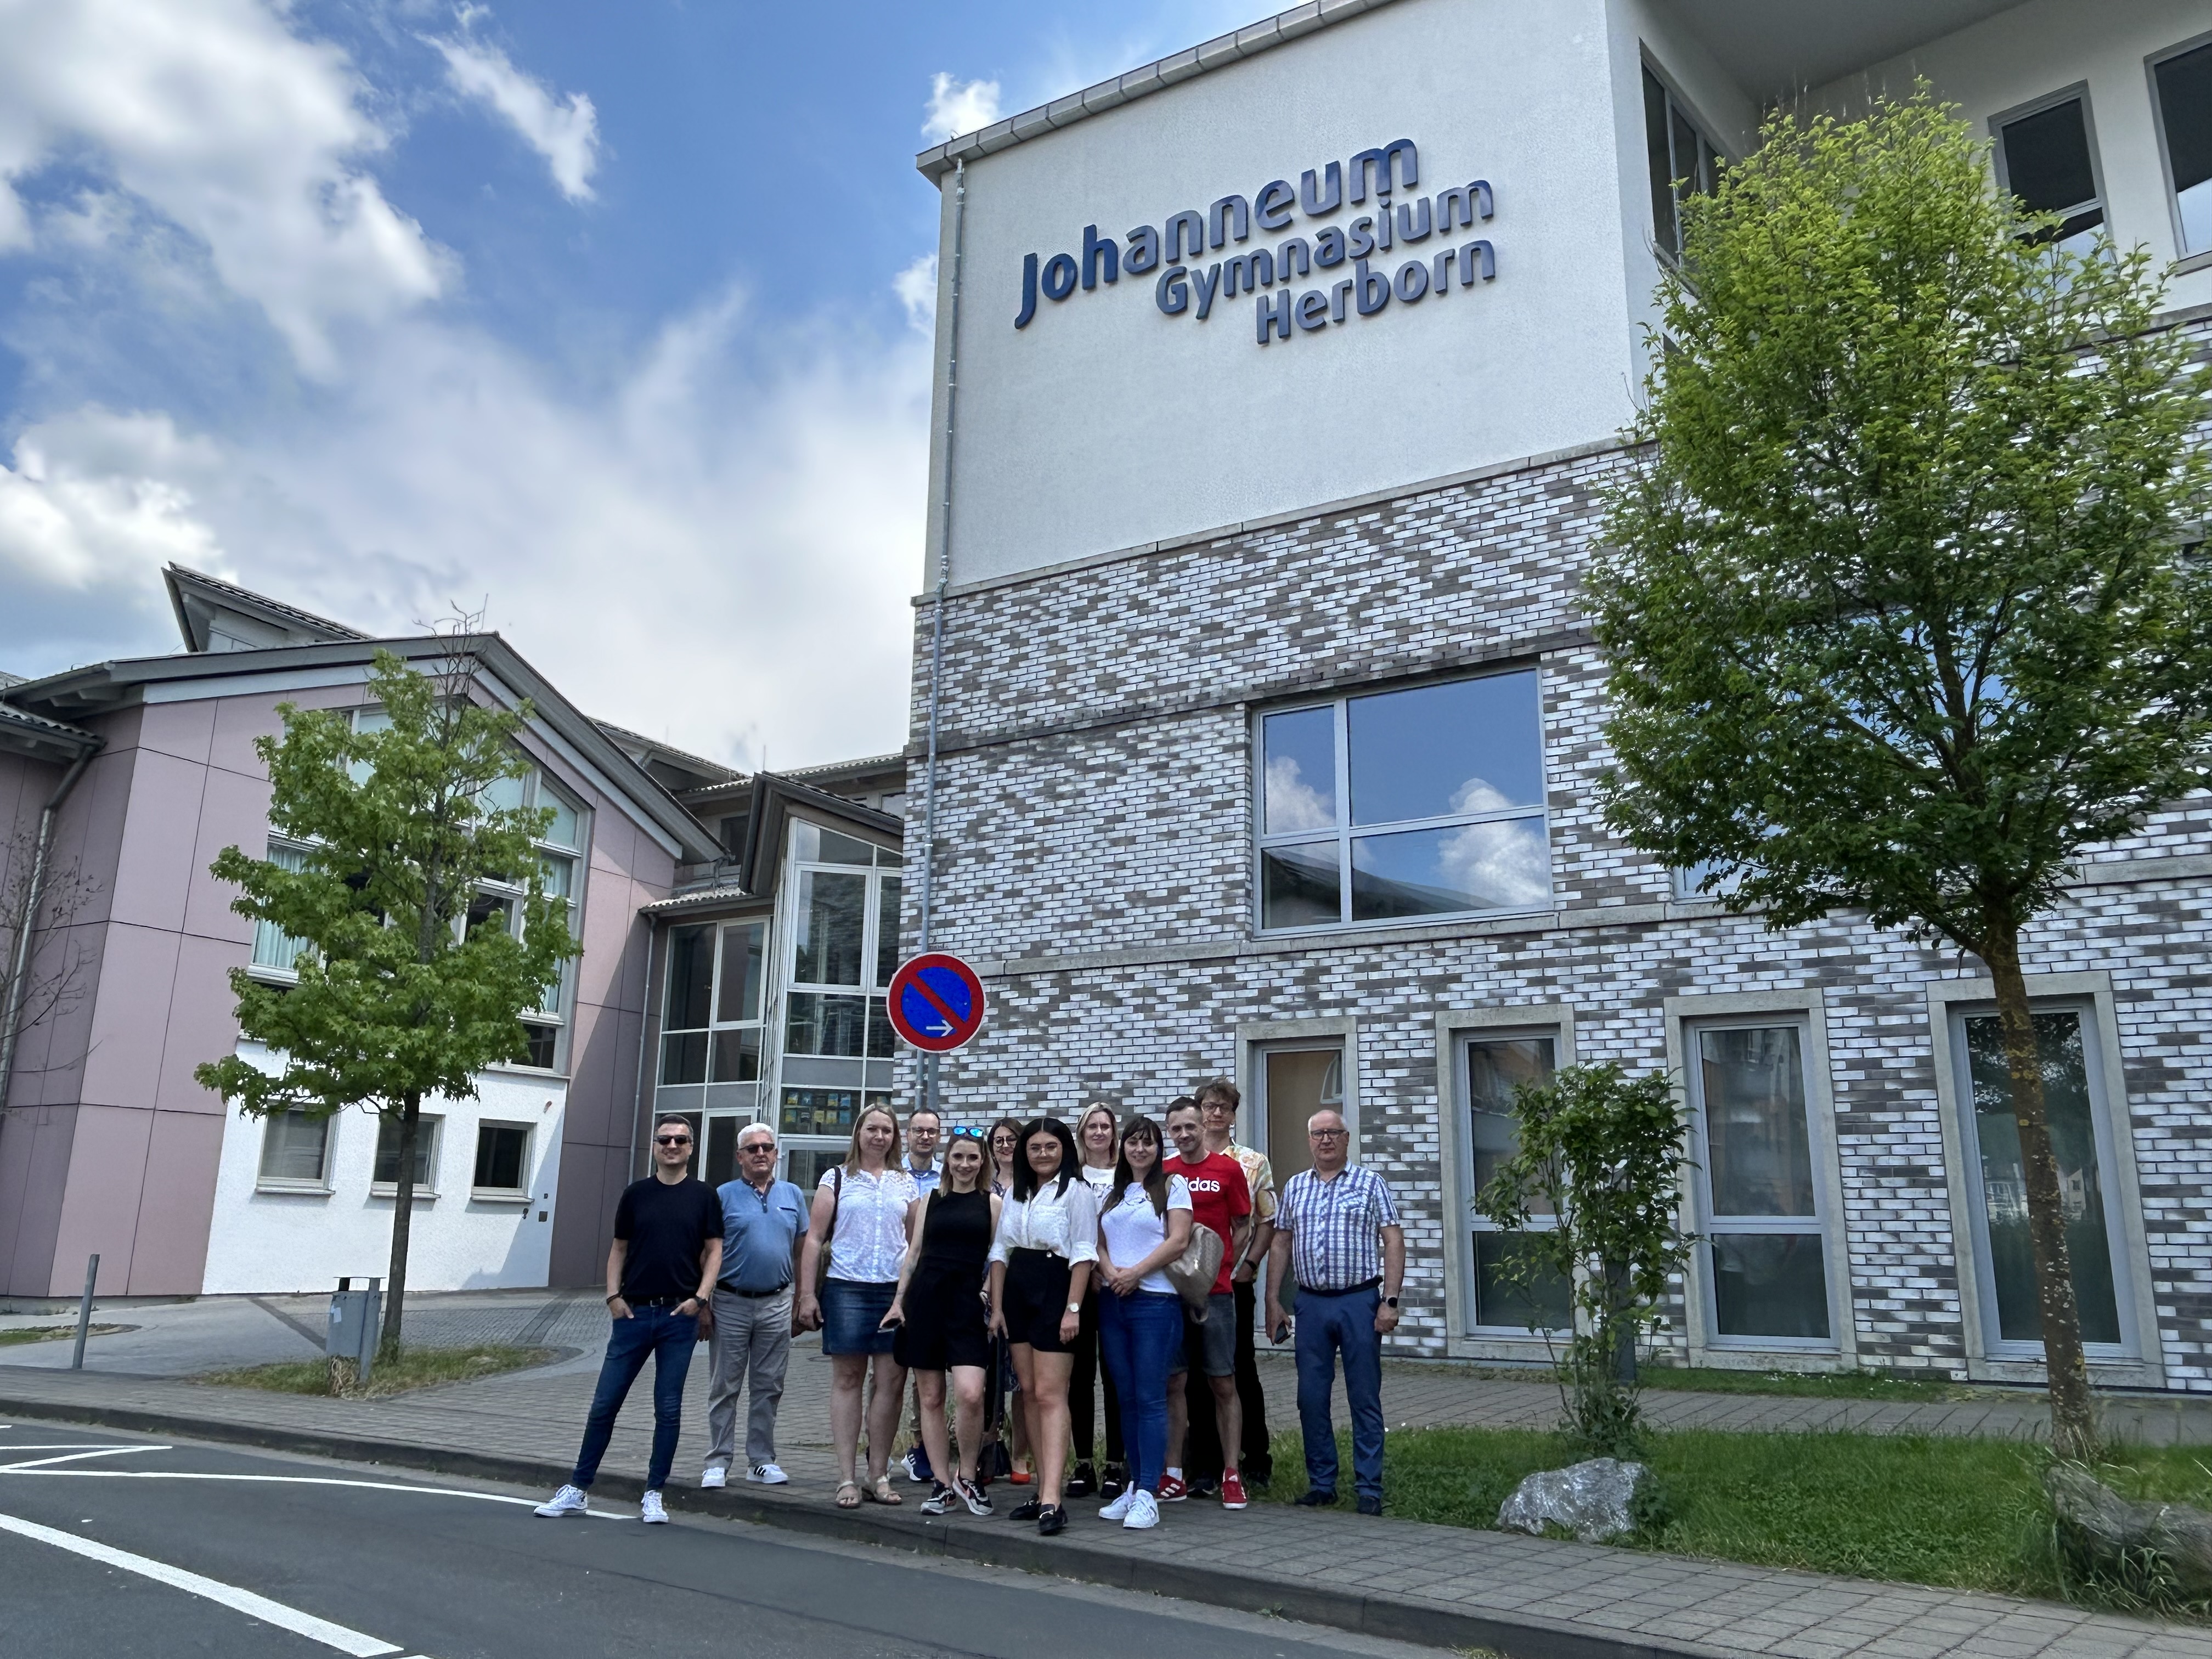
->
[[4, 1317, 2209, 1659]]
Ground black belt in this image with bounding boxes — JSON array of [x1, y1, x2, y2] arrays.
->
[[625, 1294, 696, 1308], [718, 1283, 790, 1299], [1298, 1278, 1381, 1297]]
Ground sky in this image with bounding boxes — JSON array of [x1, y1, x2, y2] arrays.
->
[[0, 0, 1260, 770]]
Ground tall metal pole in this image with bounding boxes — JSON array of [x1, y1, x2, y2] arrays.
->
[[70, 1252, 98, 1370], [918, 156, 967, 1118]]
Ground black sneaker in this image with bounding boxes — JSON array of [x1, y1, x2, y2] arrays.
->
[[1356, 1495, 1383, 1516], [1100, 1463, 1127, 1500], [953, 1475, 992, 1516], [1294, 1488, 1338, 1508], [1008, 1498, 1043, 1522], [1065, 1461, 1096, 1498], [1192, 1473, 1220, 1498], [919, 1483, 956, 1516], [1038, 1504, 1067, 1536]]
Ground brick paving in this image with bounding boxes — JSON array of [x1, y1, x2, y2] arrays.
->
[[3, 1290, 2210, 1659]]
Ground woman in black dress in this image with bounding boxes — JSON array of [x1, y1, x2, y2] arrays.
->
[[883, 1128, 1001, 1516]]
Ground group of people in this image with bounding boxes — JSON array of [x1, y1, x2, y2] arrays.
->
[[534, 1077, 1404, 1536]]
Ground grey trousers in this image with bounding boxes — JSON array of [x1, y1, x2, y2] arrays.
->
[[705, 1286, 794, 1470]]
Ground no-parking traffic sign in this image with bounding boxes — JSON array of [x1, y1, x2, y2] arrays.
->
[[886, 952, 987, 1053]]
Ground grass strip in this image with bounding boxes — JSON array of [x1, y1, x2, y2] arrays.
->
[[1263, 1424, 2212, 1616], [0, 1324, 134, 1347], [196, 1344, 554, 1398]]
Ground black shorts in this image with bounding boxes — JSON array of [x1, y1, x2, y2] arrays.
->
[[1174, 1292, 1237, 1377], [1002, 1249, 1076, 1353]]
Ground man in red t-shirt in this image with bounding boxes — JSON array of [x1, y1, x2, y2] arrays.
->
[[1162, 1097, 1254, 1508]]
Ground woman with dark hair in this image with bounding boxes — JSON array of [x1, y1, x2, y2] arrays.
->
[[1094, 1113, 1193, 1531], [986, 1116, 1098, 1536], [884, 1127, 1001, 1515], [1068, 1102, 1125, 1499], [795, 1104, 917, 1510]]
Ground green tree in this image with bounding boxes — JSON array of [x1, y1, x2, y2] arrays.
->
[[1479, 1063, 1692, 1457], [1592, 93, 2212, 1460], [197, 646, 579, 1359]]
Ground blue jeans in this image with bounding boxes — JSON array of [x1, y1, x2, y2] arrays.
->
[[570, 1304, 699, 1493], [1294, 1286, 1384, 1500], [1098, 1289, 1182, 1494]]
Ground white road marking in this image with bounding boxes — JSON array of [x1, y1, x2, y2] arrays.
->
[[0, 1446, 167, 1471], [0, 1508, 405, 1655], [0, 1444, 149, 1452], [1, 1466, 634, 1518]]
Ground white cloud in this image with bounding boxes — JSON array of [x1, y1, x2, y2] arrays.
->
[[427, 32, 600, 201], [922, 74, 1002, 143], [0, 410, 227, 592], [0, 0, 447, 377], [1264, 756, 1333, 833], [893, 254, 937, 334]]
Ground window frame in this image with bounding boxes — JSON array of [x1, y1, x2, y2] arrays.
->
[[470, 1120, 534, 1203], [370, 1113, 444, 1200], [1663, 990, 1857, 1371], [658, 916, 772, 1090], [1251, 669, 1553, 938], [1926, 974, 2160, 1386], [2148, 30, 2212, 264], [246, 839, 313, 982], [1436, 1007, 1578, 1356], [255, 1108, 336, 1194], [1640, 58, 1726, 263], [1989, 83, 2109, 253]]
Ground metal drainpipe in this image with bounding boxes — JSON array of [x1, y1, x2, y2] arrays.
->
[[0, 744, 100, 1117], [917, 156, 966, 1116]]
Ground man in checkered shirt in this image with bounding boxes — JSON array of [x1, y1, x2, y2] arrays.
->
[[1263, 1107, 1403, 1516]]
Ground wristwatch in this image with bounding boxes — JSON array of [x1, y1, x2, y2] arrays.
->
[[1381, 1295, 1401, 1308], [1066, 1302, 1082, 1314]]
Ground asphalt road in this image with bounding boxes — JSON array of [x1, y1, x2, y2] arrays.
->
[[0, 1420, 1443, 1658]]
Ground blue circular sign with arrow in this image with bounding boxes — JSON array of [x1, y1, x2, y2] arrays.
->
[[885, 952, 988, 1053]]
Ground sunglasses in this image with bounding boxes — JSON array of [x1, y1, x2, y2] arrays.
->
[[654, 1134, 693, 1146], [949, 1127, 986, 1142]]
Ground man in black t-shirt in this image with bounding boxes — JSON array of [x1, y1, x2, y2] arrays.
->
[[537, 1114, 723, 1523]]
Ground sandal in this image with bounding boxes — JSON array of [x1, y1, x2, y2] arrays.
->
[[834, 1481, 861, 1509], [864, 1475, 902, 1506]]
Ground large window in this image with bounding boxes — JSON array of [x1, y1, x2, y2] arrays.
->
[[1461, 1033, 1572, 1334], [372, 1114, 443, 1196], [1994, 89, 2104, 257], [777, 821, 902, 1187], [1257, 672, 1549, 932], [1951, 1004, 2129, 1354], [472, 1122, 531, 1198], [250, 843, 311, 973], [660, 919, 768, 1086], [2153, 36, 2212, 257], [1688, 1022, 1834, 1345], [257, 1109, 332, 1189], [1642, 64, 1720, 261]]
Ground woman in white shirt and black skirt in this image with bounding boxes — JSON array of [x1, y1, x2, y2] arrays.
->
[[986, 1116, 1098, 1535]]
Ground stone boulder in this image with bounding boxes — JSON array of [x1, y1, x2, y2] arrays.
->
[[2046, 1462, 2212, 1598], [1497, 1457, 1651, 1543]]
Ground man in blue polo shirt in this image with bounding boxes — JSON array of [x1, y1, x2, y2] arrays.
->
[[701, 1121, 809, 1488]]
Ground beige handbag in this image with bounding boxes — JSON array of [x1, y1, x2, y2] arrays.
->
[[1164, 1223, 1224, 1320]]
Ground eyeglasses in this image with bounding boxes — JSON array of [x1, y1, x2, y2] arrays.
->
[[654, 1135, 693, 1147], [949, 1127, 986, 1143], [739, 1141, 776, 1153], [1307, 1128, 1348, 1140]]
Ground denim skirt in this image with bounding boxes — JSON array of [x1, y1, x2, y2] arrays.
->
[[821, 1276, 899, 1357]]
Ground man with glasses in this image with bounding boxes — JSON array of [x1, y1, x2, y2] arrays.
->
[[702, 1122, 808, 1489], [1263, 1108, 1402, 1517], [537, 1113, 723, 1523]]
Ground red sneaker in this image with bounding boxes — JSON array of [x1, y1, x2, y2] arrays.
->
[[1220, 1470, 1248, 1510], [1157, 1475, 1188, 1503]]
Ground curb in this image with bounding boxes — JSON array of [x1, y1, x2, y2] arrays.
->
[[0, 1392, 1731, 1659]]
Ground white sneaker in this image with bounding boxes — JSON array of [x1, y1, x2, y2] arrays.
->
[[1099, 1488, 1135, 1522], [700, 1465, 727, 1489], [747, 1462, 788, 1485], [534, 1484, 588, 1518], [1122, 1489, 1160, 1530], [640, 1490, 670, 1524]]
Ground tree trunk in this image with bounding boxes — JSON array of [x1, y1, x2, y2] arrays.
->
[[380, 1094, 420, 1361], [1983, 924, 2099, 1462]]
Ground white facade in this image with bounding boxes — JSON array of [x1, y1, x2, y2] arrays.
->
[[201, 1046, 566, 1295]]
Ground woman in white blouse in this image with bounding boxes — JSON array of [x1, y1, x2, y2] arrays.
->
[[1094, 1114, 1193, 1531], [986, 1116, 1097, 1536], [795, 1105, 918, 1509]]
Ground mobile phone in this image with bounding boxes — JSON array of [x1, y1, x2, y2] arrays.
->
[[1271, 1319, 1291, 1345]]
